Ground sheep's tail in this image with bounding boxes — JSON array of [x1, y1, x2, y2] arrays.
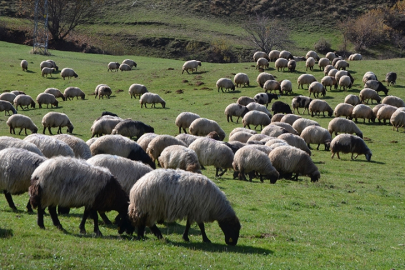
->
[[28, 180, 41, 209]]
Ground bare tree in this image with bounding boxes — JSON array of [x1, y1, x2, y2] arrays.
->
[[242, 14, 292, 52]]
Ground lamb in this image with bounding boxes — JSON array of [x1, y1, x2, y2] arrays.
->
[[24, 134, 75, 158], [362, 71, 377, 84], [44, 88, 66, 101], [334, 103, 354, 119], [321, 76, 337, 91], [279, 50, 294, 59], [21, 60, 28, 71], [233, 73, 249, 87], [158, 145, 201, 173], [275, 58, 288, 71], [189, 137, 234, 177], [271, 113, 285, 122], [0, 100, 17, 115], [309, 99, 333, 117], [269, 50, 280, 61], [344, 94, 362, 106], [182, 60, 201, 74], [224, 103, 249, 123], [253, 51, 269, 62], [91, 116, 123, 137], [29, 156, 134, 236], [386, 72, 397, 86], [53, 134, 92, 159], [137, 133, 158, 150], [122, 59, 137, 69], [351, 104, 375, 123], [175, 112, 201, 133], [0, 148, 46, 212], [36, 93, 58, 108], [13, 95, 35, 110], [256, 57, 269, 70], [377, 104, 398, 124], [292, 96, 312, 114], [300, 125, 331, 151], [297, 74, 317, 89], [308, 82, 326, 98], [261, 125, 289, 137], [287, 60, 296, 72], [119, 63, 132, 71], [359, 88, 381, 104], [305, 57, 315, 71], [107, 62, 120, 72], [280, 114, 302, 125], [382, 95, 405, 108], [128, 169, 241, 244], [272, 101, 292, 114], [318, 58, 330, 70], [90, 134, 155, 169], [216, 78, 235, 92], [146, 135, 187, 162], [189, 118, 226, 140], [64, 87, 85, 100], [280, 80, 293, 95], [232, 147, 279, 183], [324, 65, 336, 76], [364, 80, 389, 95], [41, 112, 74, 134], [330, 134, 372, 161], [94, 84, 112, 99], [60, 68, 78, 80], [338, 75, 353, 91], [256, 72, 275, 88], [229, 127, 257, 138], [6, 114, 38, 135], [111, 119, 154, 140], [246, 102, 272, 117], [348, 53, 362, 61], [268, 145, 320, 182], [325, 52, 338, 62], [254, 92, 278, 108], [242, 110, 271, 130], [390, 109, 405, 131], [327, 118, 363, 138], [335, 60, 349, 70], [237, 96, 255, 106], [41, 67, 55, 77], [229, 131, 254, 143], [292, 118, 320, 135], [0, 136, 43, 156], [0, 92, 16, 103], [139, 92, 166, 108]]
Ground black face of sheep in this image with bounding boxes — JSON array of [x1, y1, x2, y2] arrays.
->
[[365, 152, 372, 162], [67, 125, 74, 134], [328, 110, 333, 117], [161, 101, 166, 108], [376, 82, 389, 95], [310, 171, 320, 182], [53, 100, 59, 108], [30, 101, 36, 108], [321, 88, 326, 97], [324, 141, 331, 151], [80, 94, 85, 100], [218, 216, 241, 246]]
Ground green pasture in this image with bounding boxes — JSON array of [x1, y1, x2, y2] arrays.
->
[[0, 41, 404, 269]]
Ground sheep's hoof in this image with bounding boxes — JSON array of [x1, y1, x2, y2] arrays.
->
[[80, 229, 86, 234], [94, 231, 103, 237], [182, 235, 190, 242]]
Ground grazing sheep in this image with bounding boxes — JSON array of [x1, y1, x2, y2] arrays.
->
[[344, 94, 361, 106], [271, 113, 285, 122], [189, 118, 226, 140], [256, 57, 269, 70], [90, 134, 155, 169], [21, 60, 28, 71], [377, 104, 398, 124], [278, 133, 311, 155], [14, 95, 35, 110], [122, 59, 137, 69], [246, 102, 272, 116], [328, 118, 363, 138], [128, 84, 148, 99], [29, 156, 134, 236], [351, 104, 375, 123], [53, 134, 92, 159], [297, 74, 317, 89], [41, 112, 74, 134], [256, 72, 275, 88], [254, 92, 278, 108], [364, 80, 389, 95], [175, 112, 200, 133], [0, 92, 16, 103], [64, 87, 85, 100], [279, 80, 293, 95], [287, 60, 296, 72], [24, 134, 74, 158], [348, 53, 362, 61], [0, 136, 43, 156], [0, 100, 17, 115], [321, 76, 337, 91], [111, 119, 154, 140], [308, 82, 326, 98], [306, 50, 320, 61], [330, 134, 372, 161], [386, 72, 397, 86], [272, 101, 292, 114], [242, 110, 271, 130], [247, 133, 269, 142], [146, 135, 187, 162], [39, 60, 53, 70], [390, 108, 405, 131], [45, 60, 58, 70], [44, 88, 66, 101], [309, 99, 333, 117], [338, 75, 352, 91], [292, 118, 320, 135], [305, 57, 315, 71], [271, 122, 298, 134], [269, 50, 280, 61], [36, 93, 58, 108], [362, 71, 377, 84], [229, 127, 257, 138], [94, 84, 112, 99], [128, 169, 241, 244], [41, 67, 55, 77], [334, 103, 354, 119], [359, 88, 381, 104], [318, 58, 330, 70], [280, 114, 302, 125], [279, 50, 294, 59], [237, 96, 255, 106], [275, 58, 288, 71], [7, 114, 38, 135], [216, 78, 235, 92], [233, 73, 250, 87], [300, 125, 331, 151], [137, 133, 158, 150], [189, 137, 234, 177], [0, 148, 46, 212], [229, 131, 254, 143], [335, 60, 349, 70], [292, 96, 312, 114], [382, 95, 405, 108], [182, 60, 201, 74], [261, 125, 289, 137], [335, 71, 354, 84], [224, 103, 249, 123], [119, 63, 132, 71], [324, 65, 336, 76], [253, 51, 269, 62], [90, 116, 123, 137], [268, 145, 320, 182], [372, 104, 386, 117], [107, 62, 120, 72], [233, 147, 279, 183], [60, 68, 78, 80], [328, 68, 338, 78], [86, 138, 98, 148], [139, 92, 166, 108], [158, 145, 201, 173], [263, 80, 281, 94], [325, 52, 338, 62]]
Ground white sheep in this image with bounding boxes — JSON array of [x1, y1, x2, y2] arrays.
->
[[107, 62, 120, 72], [330, 134, 372, 161], [90, 116, 123, 137], [334, 103, 354, 119], [292, 118, 320, 135], [246, 133, 270, 142], [182, 60, 201, 74], [351, 104, 375, 123], [53, 134, 92, 159], [139, 92, 166, 108], [44, 88, 66, 101], [297, 74, 317, 89], [24, 134, 75, 158], [275, 58, 288, 71], [359, 88, 381, 104], [224, 103, 249, 123], [269, 50, 280, 61], [64, 87, 85, 100], [21, 60, 28, 71], [288, 60, 296, 72], [306, 50, 320, 61], [146, 134, 187, 162], [328, 68, 338, 78], [271, 122, 298, 134], [242, 110, 271, 130], [189, 118, 226, 140], [228, 131, 254, 143], [256, 57, 269, 70], [237, 96, 255, 106], [372, 104, 386, 117], [325, 52, 338, 61], [344, 94, 361, 106], [300, 125, 331, 151], [0, 136, 43, 156], [0, 92, 16, 103], [390, 109, 405, 131], [45, 59, 58, 70], [94, 84, 112, 99], [278, 133, 312, 155], [40, 60, 53, 70], [279, 80, 292, 95], [335, 60, 349, 70], [122, 59, 137, 69], [321, 76, 337, 91], [328, 118, 363, 138], [137, 133, 158, 151], [60, 68, 78, 80], [291, 96, 312, 114], [119, 63, 132, 71], [6, 114, 38, 135], [263, 80, 281, 94], [128, 169, 240, 244], [41, 112, 74, 134], [0, 100, 17, 115], [377, 104, 398, 124], [279, 50, 293, 59], [318, 58, 330, 70], [256, 72, 275, 87], [41, 67, 55, 77], [382, 95, 405, 108], [324, 65, 336, 76], [229, 127, 257, 138], [305, 57, 315, 71], [175, 112, 200, 133], [14, 95, 36, 110], [362, 71, 377, 84], [309, 99, 333, 117], [234, 73, 250, 87], [128, 84, 148, 99], [158, 145, 201, 173], [36, 93, 58, 108], [271, 113, 285, 122], [308, 82, 326, 98], [253, 51, 268, 62], [216, 78, 235, 92], [338, 75, 353, 91], [280, 114, 302, 125], [261, 124, 289, 137], [348, 53, 362, 61], [246, 102, 272, 117], [111, 119, 155, 140]]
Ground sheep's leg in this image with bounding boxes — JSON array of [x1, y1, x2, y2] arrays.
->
[[182, 220, 191, 242], [24, 128, 28, 136], [48, 127, 53, 135], [90, 210, 102, 236], [19, 128, 25, 135], [178, 127, 182, 133], [217, 168, 227, 177], [149, 224, 163, 239], [197, 222, 211, 243], [57, 126, 62, 134], [4, 190, 17, 211], [331, 152, 335, 159], [26, 200, 33, 213], [137, 224, 146, 240], [48, 206, 63, 230], [337, 152, 340, 159], [182, 128, 187, 133], [58, 206, 70, 214], [79, 208, 91, 234], [98, 211, 112, 225], [316, 144, 320, 150], [37, 206, 45, 229]]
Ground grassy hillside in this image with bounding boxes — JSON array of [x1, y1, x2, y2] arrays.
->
[[0, 41, 405, 269]]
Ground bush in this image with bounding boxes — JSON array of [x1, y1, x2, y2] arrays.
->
[[314, 38, 332, 53]]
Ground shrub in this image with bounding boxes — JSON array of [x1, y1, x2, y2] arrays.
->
[[314, 38, 332, 53]]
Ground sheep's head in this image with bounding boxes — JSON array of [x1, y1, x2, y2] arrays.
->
[[80, 94, 85, 100], [161, 101, 166, 108], [67, 123, 74, 134], [310, 171, 321, 182], [31, 127, 38, 134], [30, 101, 36, 108], [324, 140, 331, 151], [218, 216, 241, 246], [365, 150, 372, 162], [53, 100, 59, 108]]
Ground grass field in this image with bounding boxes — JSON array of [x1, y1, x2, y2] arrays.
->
[[0, 41, 404, 269]]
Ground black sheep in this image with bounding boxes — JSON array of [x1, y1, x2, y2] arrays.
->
[[271, 101, 292, 114]]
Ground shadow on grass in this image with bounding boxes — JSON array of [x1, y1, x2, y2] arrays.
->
[[220, 90, 241, 94], [0, 228, 13, 238], [25, 70, 36, 74]]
